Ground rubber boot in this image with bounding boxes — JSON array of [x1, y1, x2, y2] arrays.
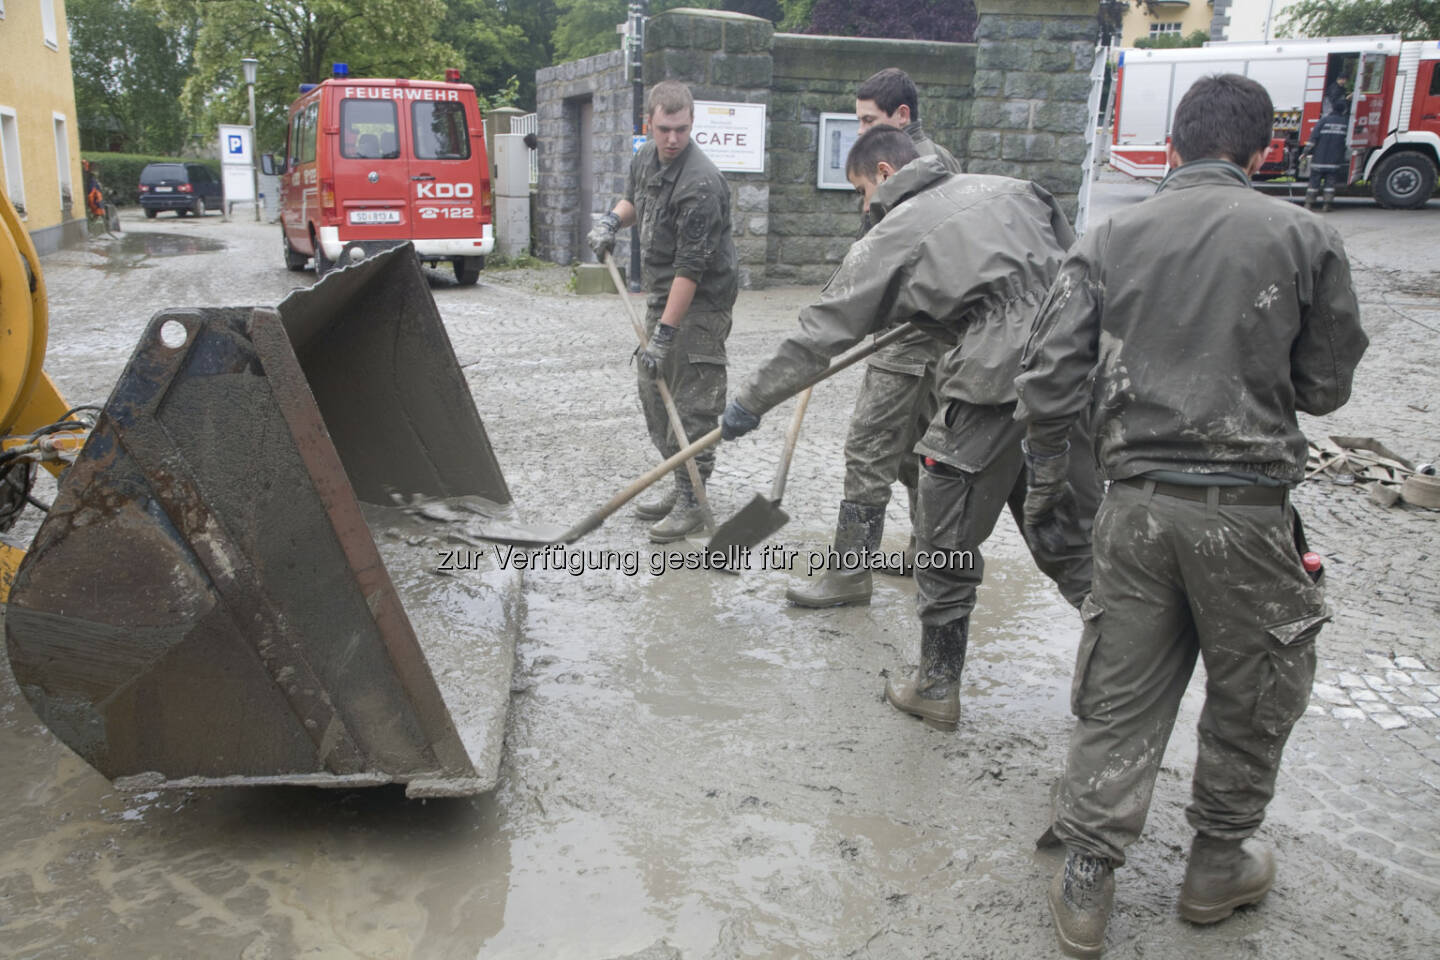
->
[[1178, 835, 1275, 925], [785, 500, 884, 608], [1048, 848, 1114, 959], [634, 477, 677, 521], [883, 618, 968, 730], [1322, 188, 1335, 212], [1304, 189, 1317, 210], [648, 482, 703, 543]]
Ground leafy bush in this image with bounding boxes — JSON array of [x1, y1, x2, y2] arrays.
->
[[81, 152, 221, 206]]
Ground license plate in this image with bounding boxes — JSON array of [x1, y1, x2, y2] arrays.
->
[[349, 210, 401, 224], [154, 186, 173, 192]]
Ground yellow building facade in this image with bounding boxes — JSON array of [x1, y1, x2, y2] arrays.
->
[[1121, 0, 1216, 47], [0, 0, 85, 253]]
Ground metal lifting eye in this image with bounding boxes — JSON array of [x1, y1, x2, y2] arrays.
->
[[368, 171, 379, 183]]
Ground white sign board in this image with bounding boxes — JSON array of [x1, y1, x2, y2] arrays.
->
[[217, 123, 255, 204], [691, 101, 766, 173], [817, 113, 861, 190]]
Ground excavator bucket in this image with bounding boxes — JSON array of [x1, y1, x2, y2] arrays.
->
[[4, 246, 516, 797]]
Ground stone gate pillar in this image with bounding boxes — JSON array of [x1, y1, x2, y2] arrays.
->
[[968, 0, 1097, 221]]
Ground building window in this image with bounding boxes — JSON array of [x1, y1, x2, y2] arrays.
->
[[1150, 22, 1183, 37], [1, 109, 24, 216], [54, 114, 72, 214], [40, 0, 58, 48]]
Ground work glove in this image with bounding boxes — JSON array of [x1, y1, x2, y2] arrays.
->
[[587, 211, 621, 260], [1021, 439, 1073, 556], [721, 399, 762, 441], [639, 323, 677, 379]]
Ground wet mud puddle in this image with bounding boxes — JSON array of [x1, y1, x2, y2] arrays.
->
[[88, 232, 226, 271], [360, 495, 524, 792]]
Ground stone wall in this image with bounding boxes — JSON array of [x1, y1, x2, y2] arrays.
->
[[968, 0, 1098, 222], [768, 34, 974, 285], [534, 50, 632, 265], [533, 2, 1098, 282]]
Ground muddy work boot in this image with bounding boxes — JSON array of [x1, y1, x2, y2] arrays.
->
[[1322, 188, 1335, 212], [1049, 848, 1114, 958], [884, 618, 968, 730], [648, 482, 703, 543], [1304, 189, 1318, 210], [1178, 835, 1275, 925], [634, 480, 678, 521], [786, 500, 885, 608]]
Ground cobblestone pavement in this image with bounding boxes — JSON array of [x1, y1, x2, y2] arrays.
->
[[0, 189, 1436, 959]]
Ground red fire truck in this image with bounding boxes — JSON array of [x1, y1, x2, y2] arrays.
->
[[1108, 36, 1440, 208], [264, 66, 493, 284]]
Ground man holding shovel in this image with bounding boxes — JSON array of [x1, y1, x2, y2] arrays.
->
[[787, 67, 961, 608], [722, 126, 1100, 731], [588, 80, 739, 543]]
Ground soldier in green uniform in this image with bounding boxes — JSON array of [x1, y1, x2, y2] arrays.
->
[[1016, 75, 1368, 958], [589, 80, 739, 542], [722, 126, 1099, 731], [788, 68, 963, 608]]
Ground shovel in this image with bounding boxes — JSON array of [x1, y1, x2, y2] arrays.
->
[[706, 386, 812, 558], [604, 253, 715, 533], [476, 322, 919, 547]]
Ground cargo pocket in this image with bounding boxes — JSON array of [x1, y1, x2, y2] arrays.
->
[[1070, 595, 1104, 717], [1252, 609, 1329, 738], [917, 458, 973, 553]]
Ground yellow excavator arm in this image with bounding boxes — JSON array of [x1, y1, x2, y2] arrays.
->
[[0, 190, 87, 600]]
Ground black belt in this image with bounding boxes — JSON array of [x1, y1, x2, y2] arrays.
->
[[1115, 476, 1287, 506]]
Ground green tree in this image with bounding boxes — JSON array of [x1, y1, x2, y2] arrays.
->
[[1282, 0, 1440, 40], [1284, 0, 1440, 39], [161, 0, 459, 152], [1133, 28, 1209, 49], [69, 0, 198, 154], [442, 0, 556, 111]]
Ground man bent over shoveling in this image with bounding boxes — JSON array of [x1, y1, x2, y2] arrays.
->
[[722, 126, 1100, 731]]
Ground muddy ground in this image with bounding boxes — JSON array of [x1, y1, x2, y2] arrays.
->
[[2, 187, 1438, 959]]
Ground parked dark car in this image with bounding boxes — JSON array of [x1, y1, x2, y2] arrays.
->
[[137, 163, 222, 218]]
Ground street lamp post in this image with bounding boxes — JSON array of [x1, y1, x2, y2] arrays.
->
[[241, 57, 261, 222]]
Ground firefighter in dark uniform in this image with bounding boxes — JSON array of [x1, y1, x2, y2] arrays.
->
[[588, 80, 739, 542], [1015, 75, 1367, 957], [1304, 107, 1349, 211], [722, 126, 1099, 732], [788, 68, 963, 608]]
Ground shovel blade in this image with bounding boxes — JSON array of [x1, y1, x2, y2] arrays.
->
[[708, 494, 790, 557]]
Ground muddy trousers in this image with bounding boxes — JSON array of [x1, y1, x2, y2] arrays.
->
[[637, 311, 730, 484], [913, 402, 1100, 627], [1052, 480, 1330, 866], [842, 344, 941, 509]]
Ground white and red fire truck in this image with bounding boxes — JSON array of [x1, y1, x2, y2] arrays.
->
[[1108, 36, 1440, 208]]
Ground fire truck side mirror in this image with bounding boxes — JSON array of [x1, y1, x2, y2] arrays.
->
[[261, 153, 282, 177]]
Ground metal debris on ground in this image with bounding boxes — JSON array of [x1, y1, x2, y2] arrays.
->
[[1306, 435, 1439, 507]]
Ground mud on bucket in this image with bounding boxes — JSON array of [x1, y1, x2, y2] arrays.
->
[[5, 245, 516, 798]]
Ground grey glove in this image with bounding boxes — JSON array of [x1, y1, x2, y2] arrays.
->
[[1021, 439, 1073, 555], [640, 322, 677, 378], [721, 399, 761, 440], [587, 211, 621, 260]]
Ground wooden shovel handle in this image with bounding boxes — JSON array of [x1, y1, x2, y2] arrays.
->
[[770, 387, 812, 502]]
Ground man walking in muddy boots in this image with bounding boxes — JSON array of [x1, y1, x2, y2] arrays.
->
[[721, 126, 1099, 732], [1015, 74, 1367, 958], [588, 80, 739, 543], [786, 67, 961, 609]]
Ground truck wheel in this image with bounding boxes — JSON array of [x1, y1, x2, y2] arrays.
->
[[283, 234, 308, 272], [1372, 151, 1438, 210], [453, 256, 482, 286], [314, 239, 336, 277], [191, 197, 205, 217], [144, 208, 157, 219]]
